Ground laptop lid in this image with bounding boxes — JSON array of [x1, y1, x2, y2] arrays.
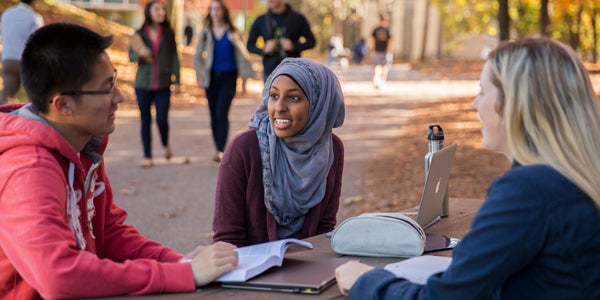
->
[[222, 256, 348, 294], [415, 143, 457, 229]]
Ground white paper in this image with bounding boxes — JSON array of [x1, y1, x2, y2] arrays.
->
[[384, 255, 452, 284]]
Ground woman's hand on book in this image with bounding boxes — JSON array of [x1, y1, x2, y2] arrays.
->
[[190, 242, 238, 286]]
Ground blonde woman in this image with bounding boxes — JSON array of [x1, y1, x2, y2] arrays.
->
[[336, 38, 600, 299], [193, 0, 254, 163]]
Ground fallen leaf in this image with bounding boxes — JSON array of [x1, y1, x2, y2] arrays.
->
[[119, 187, 136, 196]]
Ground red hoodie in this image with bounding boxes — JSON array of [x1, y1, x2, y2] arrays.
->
[[0, 104, 195, 299]]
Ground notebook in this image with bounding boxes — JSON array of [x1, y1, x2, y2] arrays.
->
[[221, 255, 347, 294], [404, 143, 458, 252]]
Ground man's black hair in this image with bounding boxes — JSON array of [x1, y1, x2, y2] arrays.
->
[[21, 23, 113, 113]]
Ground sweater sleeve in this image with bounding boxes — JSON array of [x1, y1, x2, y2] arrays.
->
[[0, 150, 195, 299], [193, 29, 206, 84], [316, 134, 344, 234], [293, 13, 316, 53], [246, 15, 265, 56], [170, 42, 180, 84], [212, 131, 254, 247], [348, 168, 548, 299], [128, 31, 145, 63]]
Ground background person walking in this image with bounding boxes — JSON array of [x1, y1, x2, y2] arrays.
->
[[184, 19, 194, 46], [246, 0, 315, 82], [369, 14, 392, 89], [0, 0, 43, 104], [193, 0, 255, 163], [129, 0, 180, 168]]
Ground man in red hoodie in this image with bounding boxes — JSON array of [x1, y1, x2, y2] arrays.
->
[[0, 23, 238, 299]]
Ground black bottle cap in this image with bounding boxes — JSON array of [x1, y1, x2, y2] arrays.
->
[[427, 124, 444, 141]]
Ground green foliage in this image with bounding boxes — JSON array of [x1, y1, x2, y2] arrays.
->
[[509, 0, 538, 38], [302, 0, 364, 53], [431, 0, 497, 49], [431, 0, 600, 62]]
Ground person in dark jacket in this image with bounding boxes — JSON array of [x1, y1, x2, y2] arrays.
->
[[184, 20, 194, 46], [335, 37, 600, 300], [246, 0, 315, 82], [129, 0, 180, 168]]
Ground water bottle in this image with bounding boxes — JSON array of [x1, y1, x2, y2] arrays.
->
[[424, 124, 449, 218]]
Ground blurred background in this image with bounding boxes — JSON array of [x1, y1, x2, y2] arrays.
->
[[3, 0, 600, 65]]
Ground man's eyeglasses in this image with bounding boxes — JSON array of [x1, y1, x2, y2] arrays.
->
[[60, 69, 118, 96]]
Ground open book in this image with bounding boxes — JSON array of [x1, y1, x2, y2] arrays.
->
[[216, 238, 313, 282], [384, 255, 452, 284]]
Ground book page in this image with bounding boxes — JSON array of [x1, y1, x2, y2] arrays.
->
[[216, 238, 313, 282], [384, 255, 452, 284]]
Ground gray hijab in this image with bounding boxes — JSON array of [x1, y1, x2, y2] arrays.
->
[[248, 58, 345, 239]]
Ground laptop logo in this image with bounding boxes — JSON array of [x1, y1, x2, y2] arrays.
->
[[435, 178, 441, 194]]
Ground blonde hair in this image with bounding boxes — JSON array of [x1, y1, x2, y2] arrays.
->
[[487, 38, 600, 209]]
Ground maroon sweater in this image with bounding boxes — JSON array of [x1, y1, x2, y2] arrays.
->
[[212, 128, 344, 247]]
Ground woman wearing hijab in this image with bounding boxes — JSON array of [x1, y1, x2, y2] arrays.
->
[[211, 58, 345, 247]]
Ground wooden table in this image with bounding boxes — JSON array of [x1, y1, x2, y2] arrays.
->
[[100, 198, 483, 299]]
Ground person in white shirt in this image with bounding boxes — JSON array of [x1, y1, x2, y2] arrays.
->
[[1, 0, 43, 104]]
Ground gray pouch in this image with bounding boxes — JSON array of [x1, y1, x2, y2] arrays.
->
[[330, 213, 425, 258]]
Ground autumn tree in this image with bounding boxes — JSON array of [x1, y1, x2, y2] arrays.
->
[[498, 0, 510, 41], [540, 0, 549, 36]]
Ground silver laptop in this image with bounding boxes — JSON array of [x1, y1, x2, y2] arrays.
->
[[409, 143, 458, 230]]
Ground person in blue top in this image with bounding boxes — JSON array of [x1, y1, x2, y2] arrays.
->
[[193, 0, 254, 163], [335, 37, 600, 299]]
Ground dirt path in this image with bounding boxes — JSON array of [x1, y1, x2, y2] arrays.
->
[[106, 62, 512, 253]]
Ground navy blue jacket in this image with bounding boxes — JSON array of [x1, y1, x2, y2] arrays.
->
[[349, 163, 600, 299], [246, 3, 315, 80]]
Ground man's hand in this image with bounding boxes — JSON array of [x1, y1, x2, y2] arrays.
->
[[263, 39, 277, 55], [197, 79, 206, 89], [138, 46, 154, 63], [172, 84, 180, 94], [280, 38, 294, 52], [335, 261, 374, 296], [189, 242, 238, 286]]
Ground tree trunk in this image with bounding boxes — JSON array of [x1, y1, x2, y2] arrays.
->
[[420, 0, 430, 61], [593, 8, 598, 63], [539, 0, 549, 36], [498, 0, 510, 41], [568, 5, 584, 50]]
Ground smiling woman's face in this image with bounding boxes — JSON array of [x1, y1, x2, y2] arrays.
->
[[267, 75, 310, 138]]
